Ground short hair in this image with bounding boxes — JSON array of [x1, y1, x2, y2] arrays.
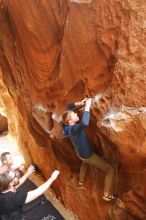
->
[[0, 152, 10, 164], [62, 111, 73, 125], [0, 172, 11, 192]]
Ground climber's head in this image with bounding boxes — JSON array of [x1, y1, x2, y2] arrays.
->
[[62, 111, 79, 125]]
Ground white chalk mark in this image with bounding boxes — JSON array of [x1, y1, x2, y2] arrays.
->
[[34, 104, 48, 112], [52, 113, 62, 123]]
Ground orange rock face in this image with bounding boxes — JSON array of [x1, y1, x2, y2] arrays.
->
[[0, 113, 8, 134], [0, 0, 146, 219]]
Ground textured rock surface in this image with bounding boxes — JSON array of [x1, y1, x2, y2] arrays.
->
[[0, 113, 7, 134], [0, 0, 146, 219]]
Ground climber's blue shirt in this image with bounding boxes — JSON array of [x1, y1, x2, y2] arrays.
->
[[63, 103, 93, 159]]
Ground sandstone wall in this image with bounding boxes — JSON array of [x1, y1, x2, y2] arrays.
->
[[0, 0, 146, 219]]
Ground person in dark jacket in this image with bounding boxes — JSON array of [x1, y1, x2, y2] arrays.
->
[[0, 170, 59, 219], [62, 98, 115, 201]]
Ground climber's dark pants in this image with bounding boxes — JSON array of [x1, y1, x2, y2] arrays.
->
[[78, 153, 114, 194]]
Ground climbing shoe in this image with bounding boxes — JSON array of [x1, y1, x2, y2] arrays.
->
[[103, 194, 117, 202], [77, 182, 86, 190], [78, 181, 84, 186]]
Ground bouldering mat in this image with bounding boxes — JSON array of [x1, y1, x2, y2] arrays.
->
[[18, 179, 64, 220]]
